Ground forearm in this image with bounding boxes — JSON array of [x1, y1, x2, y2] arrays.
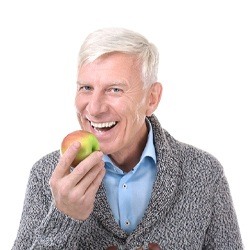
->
[[30, 204, 84, 249], [12, 154, 85, 249], [13, 203, 84, 250]]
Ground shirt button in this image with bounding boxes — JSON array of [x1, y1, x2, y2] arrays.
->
[[125, 220, 130, 226], [122, 183, 127, 189]]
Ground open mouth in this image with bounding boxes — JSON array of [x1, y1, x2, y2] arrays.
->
[[90, 120, 117, 132]]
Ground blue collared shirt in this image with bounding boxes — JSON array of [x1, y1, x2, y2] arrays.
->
[[103, 120, 157, 233]]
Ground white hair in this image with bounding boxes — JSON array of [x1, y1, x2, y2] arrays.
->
[[78, 27, 159, 87]]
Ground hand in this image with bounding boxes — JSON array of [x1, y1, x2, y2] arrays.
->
[[49, 141, 105, 220]]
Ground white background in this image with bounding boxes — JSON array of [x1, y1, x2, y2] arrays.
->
[[0, 0, 249, 249]]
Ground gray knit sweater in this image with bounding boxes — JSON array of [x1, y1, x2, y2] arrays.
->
[[12, 115, 243, 249]]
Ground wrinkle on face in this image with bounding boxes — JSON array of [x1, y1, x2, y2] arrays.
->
[[75, 53, 153, 169]]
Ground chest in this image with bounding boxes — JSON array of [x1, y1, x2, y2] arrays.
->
[[85, 181, 213, 249]]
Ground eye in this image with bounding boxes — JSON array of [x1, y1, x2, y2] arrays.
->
[[108, 87, 123, 93], [78, 85, 93, 92], [112, 88, 121, 92]]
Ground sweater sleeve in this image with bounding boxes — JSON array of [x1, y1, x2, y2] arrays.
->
[[12, 153, 86, 250], [203, 167, 243, 249]]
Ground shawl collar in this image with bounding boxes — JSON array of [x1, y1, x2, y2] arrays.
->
[[92, 115, 182, 240]]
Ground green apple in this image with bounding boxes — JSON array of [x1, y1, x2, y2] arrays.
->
[[61, 130, 100, 167]]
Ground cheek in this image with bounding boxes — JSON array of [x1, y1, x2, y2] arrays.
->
[[120, 106, 145, 129], [75, 95, 86, 113], [127, 96, 148, 122]]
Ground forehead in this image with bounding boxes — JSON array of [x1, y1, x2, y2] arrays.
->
[[78, 53, 141, 80]]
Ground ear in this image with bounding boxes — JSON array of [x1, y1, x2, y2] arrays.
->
[[146, 82, 162, 116]]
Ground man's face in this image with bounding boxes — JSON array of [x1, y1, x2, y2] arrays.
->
[[75, 53, 153, 158]]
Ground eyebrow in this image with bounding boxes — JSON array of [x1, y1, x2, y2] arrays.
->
[[108, 82, 128, 88], [76, 81, 128, 88], [76, 81, 86, 85]]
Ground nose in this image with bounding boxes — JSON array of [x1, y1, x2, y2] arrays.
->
[[86, 91, 108, 117]]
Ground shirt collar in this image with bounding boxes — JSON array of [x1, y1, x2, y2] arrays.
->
[[141, 118, 156, 163], [103, 118, 156, 172]]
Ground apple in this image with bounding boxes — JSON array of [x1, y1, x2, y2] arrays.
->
[[61, 130, 100, 167]]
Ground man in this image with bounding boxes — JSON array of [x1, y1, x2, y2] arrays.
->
[[12, 28, 243, 249]]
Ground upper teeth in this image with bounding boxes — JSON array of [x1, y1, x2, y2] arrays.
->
[[91, 121, 116, 128]]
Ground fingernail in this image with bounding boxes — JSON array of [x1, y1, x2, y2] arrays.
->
[[97, 151, 103, 157], [72, 141, 81, 150]]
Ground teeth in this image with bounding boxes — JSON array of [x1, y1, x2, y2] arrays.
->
[[90, 121, 116, 128]]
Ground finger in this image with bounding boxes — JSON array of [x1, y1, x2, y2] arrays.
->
[[68, 162, 105, 205], [74, 160, 105, 194], [66, 150, 104, 186], [81, 167, 106, 207], [83, 166, 106, 198], [53, 141, 81, 179]]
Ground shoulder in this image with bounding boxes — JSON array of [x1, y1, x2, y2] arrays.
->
[[149, 115, 224, 181], [30, 150, 60, 179], [23, 150, 61, 200], [166, 132, 224, 182]]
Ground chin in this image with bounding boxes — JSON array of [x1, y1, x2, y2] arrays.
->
[[99, 142, 117, 156]]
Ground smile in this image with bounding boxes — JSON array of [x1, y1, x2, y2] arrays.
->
[[90, 121, 117, 130]]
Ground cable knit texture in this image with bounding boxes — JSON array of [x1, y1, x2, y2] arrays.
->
[[12, 115, 243, 249]]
